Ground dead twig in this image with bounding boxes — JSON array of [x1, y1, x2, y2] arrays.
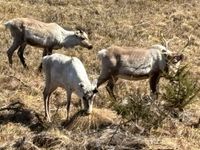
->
[[108, 118, 123, 144]]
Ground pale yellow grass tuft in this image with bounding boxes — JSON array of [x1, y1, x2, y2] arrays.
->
[[65, 108, 119, 131]]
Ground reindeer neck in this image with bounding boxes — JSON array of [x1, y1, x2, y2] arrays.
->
[[62, 30, 75, 37], [62, 30, 80, 48]]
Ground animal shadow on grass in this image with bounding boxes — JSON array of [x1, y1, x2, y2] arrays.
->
[[0, 101, 48, 133]]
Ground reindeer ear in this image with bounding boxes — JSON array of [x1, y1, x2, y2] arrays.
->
[[75, 30, 85, 40], [75, 30, 81, 36], [78, 29, 83, 34], [75, 26, 84, 32], [161, 49, 167, 53]]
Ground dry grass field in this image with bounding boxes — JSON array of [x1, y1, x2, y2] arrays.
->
[[1, 0, 200, 149]]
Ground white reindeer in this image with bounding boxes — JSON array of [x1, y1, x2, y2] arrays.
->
[[42, 53, 98, 122], [4, 18, 93, 71], [96, 44, 185, 99]]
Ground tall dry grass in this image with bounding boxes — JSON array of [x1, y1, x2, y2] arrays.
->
[[0, 0, 200, 149]]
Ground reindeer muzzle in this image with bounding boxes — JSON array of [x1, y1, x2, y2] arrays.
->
[[88, 45, 93, 49], [170, 53, 184, 64]]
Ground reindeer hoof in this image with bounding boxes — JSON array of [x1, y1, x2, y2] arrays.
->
[[24, 65, 29, 70]]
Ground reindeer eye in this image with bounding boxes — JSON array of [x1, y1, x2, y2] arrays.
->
[[76, 34, 85, 40], [80, 36, 86, 40]]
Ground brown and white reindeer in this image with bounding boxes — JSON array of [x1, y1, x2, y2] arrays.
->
[[96, 38, 188, 99], [4, 18, 93, 71]]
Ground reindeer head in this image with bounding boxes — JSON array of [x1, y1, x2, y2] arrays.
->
[[158, 34, 189, 74], [74, 30, 93, 49], [63, 29, 93, 49], [79, 81, 98, 114]]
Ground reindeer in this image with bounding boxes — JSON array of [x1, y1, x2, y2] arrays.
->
[[96, 38, 189, 99], [42, 53, 98, 122], [4, 18, 93, 71]]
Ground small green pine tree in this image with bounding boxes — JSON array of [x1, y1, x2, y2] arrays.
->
[[162, 65, 200, 110]]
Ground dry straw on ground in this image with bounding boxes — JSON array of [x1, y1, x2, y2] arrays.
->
[[1, 0, 200, 149], [64, 108, 119, 131]]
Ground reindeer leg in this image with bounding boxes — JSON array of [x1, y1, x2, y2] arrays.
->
[[66, 89, 72, 121], [96, 73, 119, 104], [43, 75, 56, 122], [43, 86, 51, 122], [38, 48, 53, 72], [106, 76, 118, 100], [38, 48, 48, 72], [97, 71, 112, 88], [79, 98, 83, 110], [17, 43, 27, 69], [7, 39, 22, 67], [149, 72, 160, 100]]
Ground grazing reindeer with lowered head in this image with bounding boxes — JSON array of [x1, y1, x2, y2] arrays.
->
[[97, 38, 189, 99], [42, 53, 98, 122], [4, 18, 93, 71]]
